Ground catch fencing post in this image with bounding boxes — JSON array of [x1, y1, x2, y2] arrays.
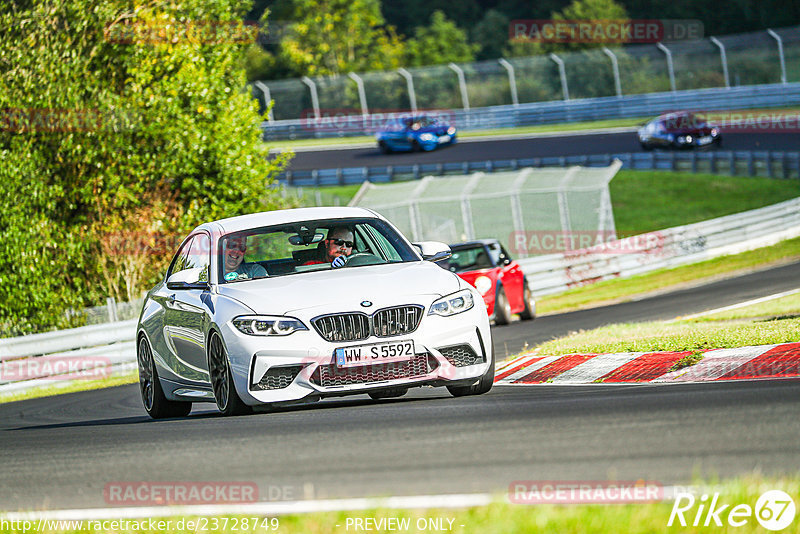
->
[[498, 58, 519, 107], [253, 81, 274, 123], [767, 29, 787, 85], [656, 43, 676, 93], [449, 63, 470, 111], [301, 76, 320, 119], [602, 47, 622, 97], [549, 53, 569, 101], [397, 68, 417, 113], [709, 37, 730, 89]]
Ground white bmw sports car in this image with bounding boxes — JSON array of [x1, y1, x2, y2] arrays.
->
[[136, 207, 494, 418]]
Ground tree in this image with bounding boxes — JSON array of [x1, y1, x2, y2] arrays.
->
[[276, 0, 404, 76], [406, 11, 479, 67], [472, 9, 511, 61], [0, 0, 292, 335]]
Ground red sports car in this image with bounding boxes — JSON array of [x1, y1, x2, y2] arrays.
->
[[443, 239, 535, 325]]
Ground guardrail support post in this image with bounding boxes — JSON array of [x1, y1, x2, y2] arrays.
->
[[347, 72, 369, 119], [448, 63, 470, 111], [767, 29, 787, 85], [498, 58, 519, 107], [709, 37, 730, 89], [656, 43, 676, 93], [253, 81, 275, 123], [549, 53, 570, 101], [301, 76, 320, 120], [397, 68, 417, 113], [602, 47, 622, 97]]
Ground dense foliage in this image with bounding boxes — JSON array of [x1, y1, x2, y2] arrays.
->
[[0, 0, 292, 335], [246, 0, 800, 79]]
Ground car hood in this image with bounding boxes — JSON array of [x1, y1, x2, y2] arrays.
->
[[216, 261, 461, 316]]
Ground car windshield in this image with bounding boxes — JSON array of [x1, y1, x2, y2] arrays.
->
[[218, 217, 418, 283], [444, 245, 494, 272]]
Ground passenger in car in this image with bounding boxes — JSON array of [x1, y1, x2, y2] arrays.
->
[[223, 236, 267, 281], [303, 226, 355, 267]]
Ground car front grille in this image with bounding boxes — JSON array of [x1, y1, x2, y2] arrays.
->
[[312, 354, 436, 387], [439, 344, 484, 367], [312, 305, 423, 342], [253, 365, 304, 391], [373, 306, 423, 337], [312, 313, 370, 342]]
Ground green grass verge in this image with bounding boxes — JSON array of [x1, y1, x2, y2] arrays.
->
[[0, 371, 138, 405], [538, 236, 800, 316], [535, 316, 800, 357], [2, 476, 796, 533], [692, 292, 800, 322]]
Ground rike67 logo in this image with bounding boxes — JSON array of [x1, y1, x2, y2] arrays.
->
[[669, 490, 796, 531]]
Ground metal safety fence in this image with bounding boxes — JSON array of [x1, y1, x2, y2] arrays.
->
[[254, 25, 800, 125], [279, 150, 800, 186]]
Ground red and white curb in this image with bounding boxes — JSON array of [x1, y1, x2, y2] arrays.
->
[[494, 343, 800, 385]]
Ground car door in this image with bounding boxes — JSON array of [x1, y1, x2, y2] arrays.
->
[[162, 233, 212, 384]]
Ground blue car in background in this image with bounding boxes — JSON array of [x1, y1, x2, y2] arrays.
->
[[376, 115, 457, 153]]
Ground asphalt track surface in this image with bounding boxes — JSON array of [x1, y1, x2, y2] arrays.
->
[[1, 262, 799, 511], [285, 131, 800, 171]]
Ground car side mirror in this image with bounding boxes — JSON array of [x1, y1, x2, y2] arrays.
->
[[167, 267, 209, 290], [413, 241, 452, 263]]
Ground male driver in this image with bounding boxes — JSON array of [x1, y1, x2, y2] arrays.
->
[[223, 236, 267, 281], [303, 227, 354, 267]]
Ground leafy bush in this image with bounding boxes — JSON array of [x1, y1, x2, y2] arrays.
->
[[0, 0, 293, 335]]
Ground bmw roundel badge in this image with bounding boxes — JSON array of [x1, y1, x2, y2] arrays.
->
[[360, 300, 373, 308]]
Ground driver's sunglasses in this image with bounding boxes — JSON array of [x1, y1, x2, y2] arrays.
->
[[228, 242, 247, 252], [328, 238, 354, 248]]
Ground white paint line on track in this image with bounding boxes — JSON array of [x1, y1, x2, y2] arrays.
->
[[653, 345, 776, 382], [677, 288, 800, 320], [494, 355, 564, 384], [549, 352, 643, 384], [1, 494, 494, 521], [496, 352, 540, 373]]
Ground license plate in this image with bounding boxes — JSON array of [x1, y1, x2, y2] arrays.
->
[[335, 340, 415, 368], [437, 135, 451, 144], [698, 136, 712, 145]]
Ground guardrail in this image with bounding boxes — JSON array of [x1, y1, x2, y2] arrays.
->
[[2, 197, 798, 394], [279, 150, 800, 186], [263, 83, 800, 141], [0, 320, 137, 394], [519, 197, 800, 295]]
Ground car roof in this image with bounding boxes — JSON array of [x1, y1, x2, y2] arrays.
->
[[192, 206, 381, 235]]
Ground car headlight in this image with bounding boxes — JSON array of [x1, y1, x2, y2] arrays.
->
[[474, 276, 492, 295], [232, 315, 308, 336], [429, 290, 475, 317], [447, 126, 456, 135], [711, 128, 719, 136], [418, 133, 435, 142]]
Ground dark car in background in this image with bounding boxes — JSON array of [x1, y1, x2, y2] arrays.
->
[[442, 239, 535, 325], [638, 112, 722, 150], [376, 115, 457, 153]]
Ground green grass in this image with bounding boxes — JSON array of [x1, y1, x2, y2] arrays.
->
[[611, 171, 800, 237], [2, 476, 797, 533], [0, 371, 138, 405], [691, 292, 800, 321], [534, 316, 800, 357], [537, 236, 800, 316]]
